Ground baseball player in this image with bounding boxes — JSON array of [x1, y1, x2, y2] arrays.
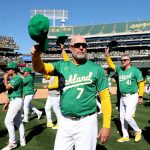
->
[[44, 75, 61, 129], [31, 35, 112, 150], [145, 70, 150, 102], [105, 47, 144, 143], [22, 67, 42, 122], [2, 61, 26, 150]]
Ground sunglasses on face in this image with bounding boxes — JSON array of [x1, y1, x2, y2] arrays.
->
[[121, 59, 129, 62], [71, 43, 87, 48]]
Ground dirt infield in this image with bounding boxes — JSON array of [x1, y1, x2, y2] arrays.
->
[[34, 89, 48, 99], [0, 87, 117, 104]]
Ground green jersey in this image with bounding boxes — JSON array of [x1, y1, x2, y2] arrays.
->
[[52, 60, 108, 116], [146, 75, 150, 84], [8, 74, 23, 100], [115, 66, 143, 94], [23, 75, 34, 96]]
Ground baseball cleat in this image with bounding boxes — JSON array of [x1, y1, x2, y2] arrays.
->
[[135, 130, 142, 142], [20, 141, 26, 147], [117, 137, 130, 143], [52, 124, 59, 129], [46, 122, 54, 128], [37, 111, 42, 120], [22, 118, 29, 123], [2, 143, 17, 150]]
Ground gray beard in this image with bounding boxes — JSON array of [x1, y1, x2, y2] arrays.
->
[[72, 52, 87, 62]]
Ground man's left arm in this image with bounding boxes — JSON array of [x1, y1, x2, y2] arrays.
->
[[138, 81, 145, 105], [97, 88, 112, 144], [61, 49, 70, 61]]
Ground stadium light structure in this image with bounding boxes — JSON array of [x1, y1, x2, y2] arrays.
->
[[31, 9, 68, 27]]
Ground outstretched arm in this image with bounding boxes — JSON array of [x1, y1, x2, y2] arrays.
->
[[31, 45, 54, 75], [105, 47, 116, 71]]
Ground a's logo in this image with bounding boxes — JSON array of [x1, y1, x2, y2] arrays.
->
[[129, 22, 150, 29]]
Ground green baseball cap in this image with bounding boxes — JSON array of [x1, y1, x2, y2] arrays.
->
[[28, 14, 50, 52], [23, 67, 31, 73], [56, 32, 68, 46], [5, 61, 18, 69]]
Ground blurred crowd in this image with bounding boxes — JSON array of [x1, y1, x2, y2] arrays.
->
[[0, 36, 19, 49]]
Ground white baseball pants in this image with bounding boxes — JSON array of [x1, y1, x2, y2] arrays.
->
[[54, 113, 97, 150], [23, 94, 41, 120], [4, 98, 25, 144], [45, 95, 61, 123], [120, 93, 141, 137]]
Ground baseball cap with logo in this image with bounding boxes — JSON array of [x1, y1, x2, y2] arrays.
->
[[23, 67, 31, 73], [28, 14, 50, 52], [5, 61, 18, 70]]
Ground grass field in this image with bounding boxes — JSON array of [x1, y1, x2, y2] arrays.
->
[[0, 94, 150, 150]]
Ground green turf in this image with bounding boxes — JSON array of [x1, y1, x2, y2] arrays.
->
[[0, 95, 150, 150]]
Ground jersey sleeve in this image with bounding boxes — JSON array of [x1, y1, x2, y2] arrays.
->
[[51, 60, 66, 73], [32, 55, 54, 75], [96, 66, 109, 92], [115, 65, 122, 74], [135, 68, 143, 83]]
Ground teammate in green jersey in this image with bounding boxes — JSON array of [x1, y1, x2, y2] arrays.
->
[[22, 67, 42, 123], [145, 70, 150, 102], [105, 47, 144, 143], [145, 70, 150, 92], [31, 35, 112, 150], [2, 61, 26, 150]]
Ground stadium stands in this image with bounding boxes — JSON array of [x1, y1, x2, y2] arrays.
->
[[45, 20, 150, 71], [0, 36, 19, 50], [48, 20, 150, 36], [1, 20, 150, 75]]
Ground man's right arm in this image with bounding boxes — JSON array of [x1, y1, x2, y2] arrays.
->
[[31, 45, 54, 75], [105, 47, 116, 71]]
